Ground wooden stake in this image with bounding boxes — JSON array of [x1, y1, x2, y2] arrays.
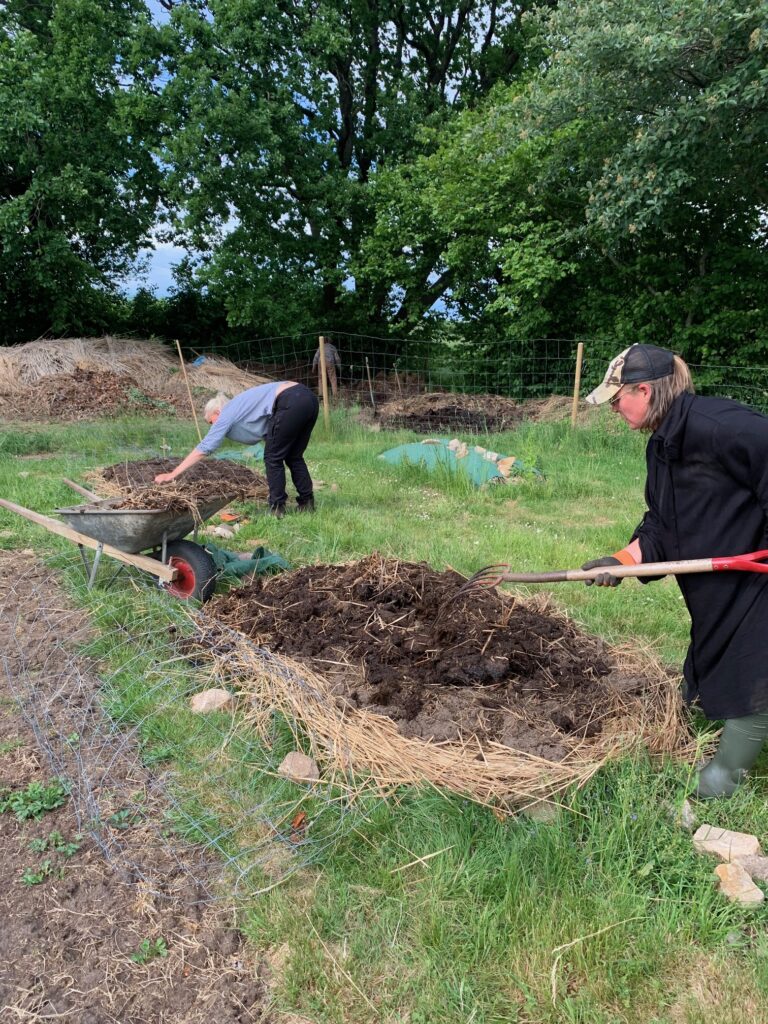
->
[[365, 357, 376, 414], [175, 339, 203, 441], [571, 341, 584, 428], [318, 335, 331, 431]]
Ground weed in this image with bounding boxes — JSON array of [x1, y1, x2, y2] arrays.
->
[[131, 937, 169, 964], [0, 779, 69, 820]]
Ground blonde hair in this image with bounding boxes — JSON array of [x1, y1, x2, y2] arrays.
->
[[204, 392, 229, 419], [632, 355, 694, 431]]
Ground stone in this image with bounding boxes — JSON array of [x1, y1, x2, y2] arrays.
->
[[277, 751, 320, 783], [693, 824, 762, 862], [734, 855, 768, 884], [189, 688, 234, 713], [714, 863, 765, 905]]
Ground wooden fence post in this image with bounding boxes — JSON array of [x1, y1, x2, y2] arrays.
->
[[571, 342, 584, 428], [318, 335, 331, 430]]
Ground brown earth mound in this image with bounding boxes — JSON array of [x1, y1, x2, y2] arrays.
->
[[3, 367, 186, 422], [375, 392, 526, 434], [205, 555, 652, 760]]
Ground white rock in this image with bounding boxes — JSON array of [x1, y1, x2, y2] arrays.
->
[[212, 525, 235, 539], [714, 862, 765, 905], [693, 824, 763, 862], [189, 688, 234, 713], [277, 751, 320, 783]]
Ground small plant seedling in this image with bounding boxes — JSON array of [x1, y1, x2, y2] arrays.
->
[[0, 779, 69, 820], [29, 831, 81, 858], [131, 937, 169, 964], [21, 859, 56, 886], [107, 807, 142, 830], [0, 738, 24, 755]]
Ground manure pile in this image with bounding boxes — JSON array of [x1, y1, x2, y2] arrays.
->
[[3, 368, 183, 422], [205, 555, 664, 760], [98, 458, 269, 512], [376, 392, 526, 434]]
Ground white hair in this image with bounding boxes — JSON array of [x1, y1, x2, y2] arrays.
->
[[204, 392, 230, 418]]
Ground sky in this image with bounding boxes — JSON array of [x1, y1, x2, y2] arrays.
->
[[123, 240, 188, 297]]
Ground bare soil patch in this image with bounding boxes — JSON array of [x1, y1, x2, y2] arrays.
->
[[0, 550, 271, 1022], [205, 555, 659, 760]]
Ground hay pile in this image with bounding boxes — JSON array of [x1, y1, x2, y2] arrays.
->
[[192, 555, 692, 807], [0, 338, 273, 422]]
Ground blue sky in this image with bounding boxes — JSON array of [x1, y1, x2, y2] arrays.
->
[[124, 240, 188, 297]]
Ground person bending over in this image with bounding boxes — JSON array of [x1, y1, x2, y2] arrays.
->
[[155, 381, 319, 517]]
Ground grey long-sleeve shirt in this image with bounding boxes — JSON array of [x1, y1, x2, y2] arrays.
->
[[195, 383, 281, 454]]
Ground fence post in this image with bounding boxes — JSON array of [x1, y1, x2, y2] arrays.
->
[[318, 335, 331, 430], [571, 342, 584, 428]]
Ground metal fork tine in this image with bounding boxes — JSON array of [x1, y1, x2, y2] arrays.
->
[[453, 563, 511, 600]]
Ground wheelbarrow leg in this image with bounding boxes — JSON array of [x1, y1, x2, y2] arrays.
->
[[77, 542, 104, 590]]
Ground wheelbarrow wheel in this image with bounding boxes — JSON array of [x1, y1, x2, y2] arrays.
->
[[160, 540, 217, 602]]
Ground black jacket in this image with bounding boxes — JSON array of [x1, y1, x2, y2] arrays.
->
[[633, 393, 768, 718]]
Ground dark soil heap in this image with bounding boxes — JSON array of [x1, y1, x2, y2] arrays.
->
[[8, 367, 185, 422], [206, 555, 643, 759], [97, 458, 269, 512], [376, 392, 526, 434]]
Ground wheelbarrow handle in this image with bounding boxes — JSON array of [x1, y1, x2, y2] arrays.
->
[[498, 549, 768, 584]]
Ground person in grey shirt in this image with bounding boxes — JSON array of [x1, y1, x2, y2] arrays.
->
[[155, 381, 319, 517], [312, 340, 341, 398]]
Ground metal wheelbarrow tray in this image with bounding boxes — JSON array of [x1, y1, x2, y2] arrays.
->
[[55, 496, 232, 554], [0, 492, 235, 602]]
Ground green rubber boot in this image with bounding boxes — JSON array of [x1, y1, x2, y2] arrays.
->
[[694, 713, 768, 799]]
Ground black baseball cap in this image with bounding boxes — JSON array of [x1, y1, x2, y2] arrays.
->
[[586, 344, 675, 405]]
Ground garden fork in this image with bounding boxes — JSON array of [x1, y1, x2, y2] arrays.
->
[[452, 549, 768, 601]]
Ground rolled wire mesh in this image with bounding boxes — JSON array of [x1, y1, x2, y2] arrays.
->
[[0, 549, 372, 905]]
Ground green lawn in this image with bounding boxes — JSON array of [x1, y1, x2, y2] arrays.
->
[[2, 407, 768, 1024]]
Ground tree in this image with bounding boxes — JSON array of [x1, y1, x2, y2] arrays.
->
[[158, 0, 535, 335], [362, 0, 768, 363], [0, 0, 164, 342]]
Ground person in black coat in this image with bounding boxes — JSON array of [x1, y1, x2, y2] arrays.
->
[[582, 343, 768, 799]]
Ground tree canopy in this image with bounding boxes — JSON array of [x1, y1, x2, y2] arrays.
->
[[1, 0, 767, 363], [0, 0, 164, 341]]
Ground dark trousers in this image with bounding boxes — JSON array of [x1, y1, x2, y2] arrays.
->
[[264, 384, 319, 508]]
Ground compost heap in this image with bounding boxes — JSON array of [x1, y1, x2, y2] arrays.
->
[[3, 367, 184, 422], [0, 338, 273, 422], [97, 458, 269, 513], [376, 392, 526, 434], [205, 555, 656, 761]]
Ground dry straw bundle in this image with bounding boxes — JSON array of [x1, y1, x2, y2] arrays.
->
[[192, 607, 695, 811], [186, 356, 272, 396], [0, 337, 179, 391]]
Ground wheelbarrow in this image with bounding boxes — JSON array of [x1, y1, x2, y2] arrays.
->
[[0, 483, 234, 602]]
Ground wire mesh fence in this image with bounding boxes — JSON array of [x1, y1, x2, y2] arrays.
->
[[191, 331, 768, 413], [0, 549, 377, 906]]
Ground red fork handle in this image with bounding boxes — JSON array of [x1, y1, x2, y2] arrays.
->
[[712, 549, 768, 573]]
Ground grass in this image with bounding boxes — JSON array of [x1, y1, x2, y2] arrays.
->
[[2, 406, 768, 1022]]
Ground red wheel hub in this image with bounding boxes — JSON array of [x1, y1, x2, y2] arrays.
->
[[166, 556, 197, 599]]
